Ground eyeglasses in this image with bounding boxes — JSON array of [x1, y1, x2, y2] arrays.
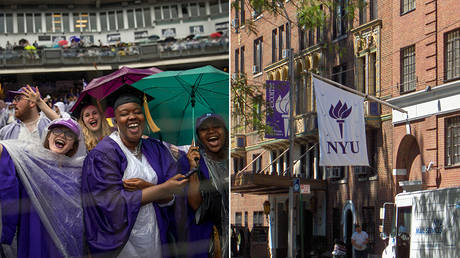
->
[[51, 128, 76, 140], [13, 95, 24, 103]]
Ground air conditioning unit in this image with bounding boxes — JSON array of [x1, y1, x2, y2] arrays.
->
[[236, 136, 245, 148], [282, 49, 289, 59], [327, 167, 342, 179], [252, 65, 258, 74], [232, 73, 237, 80]]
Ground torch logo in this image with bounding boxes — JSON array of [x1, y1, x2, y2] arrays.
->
[[329, 100, 352, 138], [275, 92, 290, 137]]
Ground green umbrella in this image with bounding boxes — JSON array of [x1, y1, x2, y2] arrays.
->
[[131, 65, 229, 146]]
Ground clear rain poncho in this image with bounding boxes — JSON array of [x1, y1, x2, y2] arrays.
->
[[0, 118, 87, 257]]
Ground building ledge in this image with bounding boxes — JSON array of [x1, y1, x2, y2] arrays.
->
[[231, 172, 327, 195]]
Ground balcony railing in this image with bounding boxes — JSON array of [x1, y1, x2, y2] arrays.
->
[[0, 38, 228, 68]]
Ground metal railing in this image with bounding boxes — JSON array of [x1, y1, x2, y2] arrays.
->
[[0, 38, 228, 68]]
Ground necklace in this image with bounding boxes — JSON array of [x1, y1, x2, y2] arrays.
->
[[131, 141, 142, 157]]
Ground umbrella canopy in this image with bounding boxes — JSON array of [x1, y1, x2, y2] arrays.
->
[[70, 66, 162, 114], [24, 45, 36, 50], [58, 40, 68, 46], [210, 32, 222, 38], [131, 65, 229, 146], [70, 36, 81, 43]]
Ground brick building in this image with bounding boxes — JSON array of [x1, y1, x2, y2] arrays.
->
[[231, 0, 460, 257]]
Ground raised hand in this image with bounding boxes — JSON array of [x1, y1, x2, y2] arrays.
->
[[22, 85, 41, 103], [187, 140, 200, 169]]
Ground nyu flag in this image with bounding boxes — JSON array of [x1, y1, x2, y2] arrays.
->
[[265, 80, 290, 139], [313, 78, 369, 166]]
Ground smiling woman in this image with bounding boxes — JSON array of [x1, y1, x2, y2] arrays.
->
[[81, 84, 189, 257], [0, 118, 87, 258]]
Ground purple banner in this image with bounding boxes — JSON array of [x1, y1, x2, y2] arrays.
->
[[265, 80, 290, 139]]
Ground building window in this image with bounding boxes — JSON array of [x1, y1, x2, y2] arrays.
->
[[45, 13, 52, 33], [252, 95, 262, 131], [400, 45, 416, 93], [272, 29, 278, 62], [235, 48, 239, 75], [244, 212, 248, 227], [299, 28, 305, 51], [401, 0, 415, 14], [253, 211, 264, 226], [446, 116, 460, 166], [326, 166, 345, 180], [356, 56, 366, 94], [332, 63, 347, 85], [116, 11, 124, 30], [271, 151, 277, 174], [359, 0, 367, 25], [253, 37, 263, 74], [240, 0, 245, 26], [333, 0, 347, 39], [279, 25, 284, 59], [235, 212, 242, 226], [181, 4, 189, 18], [233, 157, 244, 174], [445, 29, 460, 81], [74, 13, 91, 32], [370, 0, 378, 20], [240, 46, 245, 74], [252, 154, 262, 173], [100, 12, 108, 31]]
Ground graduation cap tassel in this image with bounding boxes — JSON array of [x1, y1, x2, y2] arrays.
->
[[143, 94, 160, 132]]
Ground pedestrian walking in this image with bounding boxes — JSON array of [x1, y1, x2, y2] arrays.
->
[[351, 224, 368, 258]]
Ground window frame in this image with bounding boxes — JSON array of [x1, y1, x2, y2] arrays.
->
[[445, 29, 460, 82], [400, 0, 416, 15], [400, 45, 416, 93], [446, 116, 460, 166]]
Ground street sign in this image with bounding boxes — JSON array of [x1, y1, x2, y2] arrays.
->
[[300, 184, 310, 194], [293, 178, 300, 192]]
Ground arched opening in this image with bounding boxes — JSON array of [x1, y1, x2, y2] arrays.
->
[[395, 134, 422, 187], [342, 201, 356, 258]]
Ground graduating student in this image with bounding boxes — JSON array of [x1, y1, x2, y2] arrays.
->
[[0, 118, 87, 258], [178, 113, 229, 258], [81, 85, 188, 257], [72, 95, 113, 151]]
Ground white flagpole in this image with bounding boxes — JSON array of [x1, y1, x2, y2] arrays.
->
[[309, 72, 407, 114]]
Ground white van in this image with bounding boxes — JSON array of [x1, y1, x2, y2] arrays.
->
[[380, 187, 459, 258]]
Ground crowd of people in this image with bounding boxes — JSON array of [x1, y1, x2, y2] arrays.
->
[[0, 83, 229, 258], [0, 33, 228, 61]]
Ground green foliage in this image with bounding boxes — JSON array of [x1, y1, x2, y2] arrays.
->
[[231, 74, 273, 135]]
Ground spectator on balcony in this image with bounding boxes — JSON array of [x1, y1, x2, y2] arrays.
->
[[0, 86, 59, 142], [6, 41, 12, 50]]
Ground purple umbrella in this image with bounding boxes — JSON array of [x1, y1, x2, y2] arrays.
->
[[70, 66, 162, 114]]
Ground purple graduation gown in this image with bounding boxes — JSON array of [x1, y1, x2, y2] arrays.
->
[[175, 155, 213, 258], [0, 149, 63, 258], [81, 136, 177, 257]]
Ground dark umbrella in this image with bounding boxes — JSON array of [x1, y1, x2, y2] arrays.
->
[[70, 66, 162, 116]]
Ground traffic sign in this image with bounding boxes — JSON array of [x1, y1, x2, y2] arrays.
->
[[300, 184, 310, 194], [293, 178, 300, 192]]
